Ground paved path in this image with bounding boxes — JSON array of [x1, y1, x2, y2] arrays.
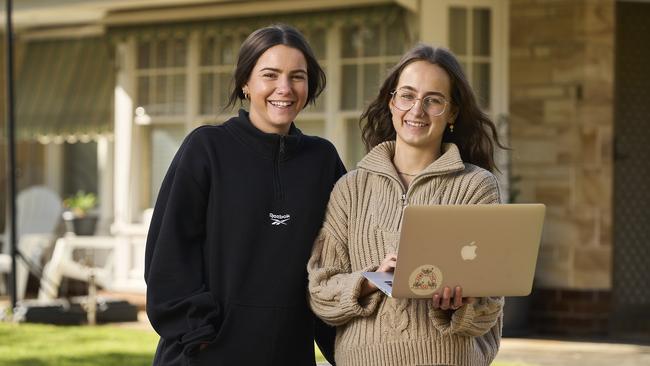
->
[[495, 337, 650, 366], [316, 338, 650, 365]]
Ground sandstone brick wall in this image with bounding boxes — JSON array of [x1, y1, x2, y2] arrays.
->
[[509, 0, 614, 290]]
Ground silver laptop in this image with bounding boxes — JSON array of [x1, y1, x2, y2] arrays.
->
[[363, 204, 545, 298]]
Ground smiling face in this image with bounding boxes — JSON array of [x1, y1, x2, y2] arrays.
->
[[389, 61, 456, 151], [245, 44, 308, 135]]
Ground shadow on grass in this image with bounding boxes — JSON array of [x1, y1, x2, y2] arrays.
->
[[8, 353, 153, 366]]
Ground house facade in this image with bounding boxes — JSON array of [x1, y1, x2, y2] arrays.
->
[[0, 0, 647, 338]]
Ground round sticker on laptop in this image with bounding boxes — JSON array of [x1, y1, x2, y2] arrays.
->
[[409, 264, 443, 296]]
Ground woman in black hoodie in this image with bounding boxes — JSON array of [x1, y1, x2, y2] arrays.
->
[[144, 24, 344, 366]]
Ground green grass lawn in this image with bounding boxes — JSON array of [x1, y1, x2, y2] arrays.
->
[[0, 322, 329, 366], [0, 322, 159, 366], [0, 322, 527, 365]]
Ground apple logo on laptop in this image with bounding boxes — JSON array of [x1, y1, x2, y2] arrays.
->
[[461, 241, 478, 261]]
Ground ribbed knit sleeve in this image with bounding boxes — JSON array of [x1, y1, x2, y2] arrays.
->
[[308, 176, 383, 326], [429, 296, 504, 337], [429, 169, 505, 337]]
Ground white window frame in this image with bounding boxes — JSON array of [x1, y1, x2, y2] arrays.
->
[[422, 0, 510, 199], [332, 21, 408, 168]]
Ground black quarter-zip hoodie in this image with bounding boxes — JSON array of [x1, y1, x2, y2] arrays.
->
[[145, 109, 345, 366]]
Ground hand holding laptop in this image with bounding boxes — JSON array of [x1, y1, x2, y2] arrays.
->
[[432, 285, 476, 311]]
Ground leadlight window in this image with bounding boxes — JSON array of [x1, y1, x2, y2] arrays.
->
[[136, 37, 188, 116], [449, 6, 492, 110]]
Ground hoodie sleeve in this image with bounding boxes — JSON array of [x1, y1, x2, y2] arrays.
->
[[144, 129, 220, 356], [308, 175, 383, 326], [429, 170, 504, 337]]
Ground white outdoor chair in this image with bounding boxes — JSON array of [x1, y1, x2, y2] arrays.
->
[[36, 208, 154, 300], [0, 186, 62, 300], [38, 235, 115, 300]]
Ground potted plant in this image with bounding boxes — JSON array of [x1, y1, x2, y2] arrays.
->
[[62, 191, 99, 236]]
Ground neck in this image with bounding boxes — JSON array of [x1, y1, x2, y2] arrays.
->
[[393, 139, 442, 176], [248, 109, 291, 135]]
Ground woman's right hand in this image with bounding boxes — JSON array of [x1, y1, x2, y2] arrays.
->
[[377, 253, 398, 273], [361, 253, 398, 297]]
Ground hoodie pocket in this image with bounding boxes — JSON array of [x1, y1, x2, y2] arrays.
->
[[187, 303, 276, 366]]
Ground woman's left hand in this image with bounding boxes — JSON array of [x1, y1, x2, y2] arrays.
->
[[431, 286, 476, 311]]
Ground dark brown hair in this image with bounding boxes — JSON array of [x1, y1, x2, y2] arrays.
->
[[360, 44, 506, 172], [226, 24, 326, 109]]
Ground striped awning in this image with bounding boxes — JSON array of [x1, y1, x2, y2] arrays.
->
[[16, 37, 114, 143]]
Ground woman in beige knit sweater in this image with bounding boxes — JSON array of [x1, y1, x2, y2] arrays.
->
[[307, 44, 507, 366]]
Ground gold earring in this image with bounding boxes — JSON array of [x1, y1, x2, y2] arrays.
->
[[242, 87, 250, 100]]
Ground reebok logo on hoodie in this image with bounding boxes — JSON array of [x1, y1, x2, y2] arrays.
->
[[270, 213, 290, 225]]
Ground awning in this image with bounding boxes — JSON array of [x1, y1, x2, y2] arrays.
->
[[16, 37, 114, 143]]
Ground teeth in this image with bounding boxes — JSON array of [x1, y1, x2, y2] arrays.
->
[[405, 120, 428, 127], [269, 101, 293, 108]]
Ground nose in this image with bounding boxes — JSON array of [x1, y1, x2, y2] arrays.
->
[[275, 75, 293, 95], [408, 98, 425, 117]]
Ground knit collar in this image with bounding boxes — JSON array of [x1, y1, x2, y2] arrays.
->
[[357, 140, 465, 180], [224, 109, 303, 160]]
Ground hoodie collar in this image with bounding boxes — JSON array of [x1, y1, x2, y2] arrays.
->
[[357, 140, 465, 180], [224, 109, 303, 160]]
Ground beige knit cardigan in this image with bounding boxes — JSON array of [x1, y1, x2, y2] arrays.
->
[[307, 141, 504, 366]]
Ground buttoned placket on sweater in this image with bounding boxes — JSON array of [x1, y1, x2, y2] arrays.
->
[[308, 141, 505, 366]]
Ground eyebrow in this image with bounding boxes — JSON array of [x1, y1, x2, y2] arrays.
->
[[259, 67, 307, 75], [397, 85, 447, 98]]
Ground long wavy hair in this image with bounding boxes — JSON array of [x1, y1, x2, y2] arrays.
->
[[360, 44, 506, 172]]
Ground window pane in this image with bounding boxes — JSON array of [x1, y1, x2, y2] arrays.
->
[[172, 74, 186, 115], [449, 7, 467, 55], [363, 63, 380, 106], [473, 8, 491, 56], [296, 119, 325, 137], [346, 118, 365, 169], [361, 25, 381, 57], [219, 35, 236, 65], [156, 39, 168, 68], [341, 64, 358, 110], [137, 76, 150, 111], [472, 62, 491, 110], [200, 73, 214, 115], [63, 142, 98, 198], [152, 75, 168, 115], [386, 18, 408, 56], [341, 26, 361, 58], [137, 41, 151, 69], [150, 126, 186, 205], [308, 29, 327, 60], [200, 36, 215, 66], [172, 38, 187, 67]]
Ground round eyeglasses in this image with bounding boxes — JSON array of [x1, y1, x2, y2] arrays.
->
[[390, 89, 449, 117]]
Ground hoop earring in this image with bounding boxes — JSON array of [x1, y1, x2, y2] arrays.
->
[[242, 87, 250, 100]]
